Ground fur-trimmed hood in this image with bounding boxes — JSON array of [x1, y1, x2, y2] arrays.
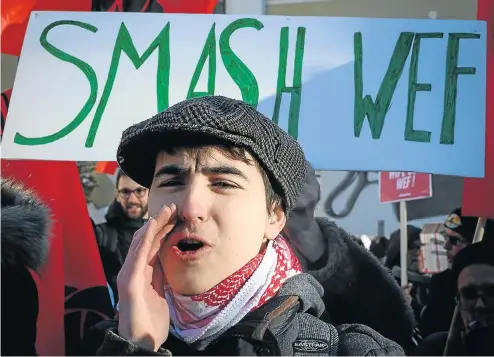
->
[[1, 178, 51, 271], [284, 163, 414, 348]]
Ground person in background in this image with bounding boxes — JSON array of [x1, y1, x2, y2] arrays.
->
[[283, 161, 414, 350], [1, 178, 51, 356], [369, 236, 390, 263], [384, 225, 429, 319], [419, 208, 493, 338], [94, 169, 149, 303], [414, 241, 494, 356]]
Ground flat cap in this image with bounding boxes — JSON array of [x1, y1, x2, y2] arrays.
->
[[116, 96, 307, 212]]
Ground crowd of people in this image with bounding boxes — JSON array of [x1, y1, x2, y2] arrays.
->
[[2, 95, 493, 356]]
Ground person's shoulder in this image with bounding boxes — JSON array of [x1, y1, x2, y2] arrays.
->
[[94, 221, 119, 250], [336, 323, 406, 356]]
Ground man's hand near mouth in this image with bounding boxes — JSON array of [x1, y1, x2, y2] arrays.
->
[[117, 204, 177, 352]]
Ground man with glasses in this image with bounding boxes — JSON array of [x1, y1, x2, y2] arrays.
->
[[450, 242, 494, 355], [418, 208, 493, 338], [415, 241, 494, 355], [94, 169, 149, 303]]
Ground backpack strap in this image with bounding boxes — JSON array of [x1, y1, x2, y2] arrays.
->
[[240, 295, 340, 356]]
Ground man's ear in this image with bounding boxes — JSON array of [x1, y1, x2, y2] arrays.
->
[[115, 189, 121, 203], [264, 205, 286, 240]]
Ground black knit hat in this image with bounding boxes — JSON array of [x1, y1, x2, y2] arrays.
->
[[116, 96, 307, 212], [443, 207, 494, 243]]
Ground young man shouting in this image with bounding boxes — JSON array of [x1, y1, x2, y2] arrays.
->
[[96, 96, 404, 356]]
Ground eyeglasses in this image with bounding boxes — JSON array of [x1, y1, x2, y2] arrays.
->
[[118, 187, 148, 199], [457, 284, 494, 307], [444, 235, 468, 246]]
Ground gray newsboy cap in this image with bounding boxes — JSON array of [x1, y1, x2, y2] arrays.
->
[[116, 95, 307, 212]]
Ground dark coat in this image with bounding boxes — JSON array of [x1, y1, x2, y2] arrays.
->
[[1, 178, 51, 356], [419, 269, 456, 337], [94, 199, 146, 301], [95, 274, 405, 356]]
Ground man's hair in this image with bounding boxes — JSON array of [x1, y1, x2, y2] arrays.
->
[[115, 169, 128, 189], [157, 132, 284, 214]]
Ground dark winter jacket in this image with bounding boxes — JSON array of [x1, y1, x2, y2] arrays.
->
[[284, 162, 415, 348], [1, 178, 51, 356], [418, 269, 456, 338], [94, 199, 146, 301], [95, 274, 405, 356]]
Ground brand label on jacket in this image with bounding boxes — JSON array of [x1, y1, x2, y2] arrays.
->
[[293, 339, 330, 354]]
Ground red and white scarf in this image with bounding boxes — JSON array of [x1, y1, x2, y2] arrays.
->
[[165, 236, 302, 345]]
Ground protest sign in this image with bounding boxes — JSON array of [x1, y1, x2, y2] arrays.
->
[[379, 171, 432, 204], [419, 223, 448, 274], [1, 12, 487, 177], [380, 170, 433, 285]]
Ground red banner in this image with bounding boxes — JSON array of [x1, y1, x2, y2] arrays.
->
[[1, 0, 218, 57], [1, 0, 91, 56], [462, 0, 494, 219]]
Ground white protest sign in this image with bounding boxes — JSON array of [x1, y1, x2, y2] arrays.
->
[[1, 12, 487, 177]]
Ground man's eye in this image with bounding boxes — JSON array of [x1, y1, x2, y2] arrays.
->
[[212, 181, 237, 189], [158, 180, 183, 187]]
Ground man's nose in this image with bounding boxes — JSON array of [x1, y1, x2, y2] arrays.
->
[[178, 182, 208, 223], [127, 193, 140, 203], [475, 296, 486, 309]]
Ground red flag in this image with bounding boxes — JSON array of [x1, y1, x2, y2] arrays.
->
[[462, 0, 494, 219], [93, 0, 218, 13], [61, 163, 114, 355], [1, 88, 12, 138], [157, 0, 218, 13], [1, 160, 114, 355], [1, 0, 91, 56], [95, 161, 119, 175]]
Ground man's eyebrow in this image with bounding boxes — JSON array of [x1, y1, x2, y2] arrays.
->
[[202, 165, 249, 182], [153, 164, 249, 182], [154, 164, 188, 179]]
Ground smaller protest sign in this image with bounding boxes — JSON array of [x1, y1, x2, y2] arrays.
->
[[419, 223, 448, 274], [379, 171, 432, 204]]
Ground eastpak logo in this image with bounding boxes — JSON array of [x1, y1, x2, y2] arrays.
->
[[293, 339, 330, 353]]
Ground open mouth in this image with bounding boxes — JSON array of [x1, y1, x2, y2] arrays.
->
[[176, 238, 205, 252]]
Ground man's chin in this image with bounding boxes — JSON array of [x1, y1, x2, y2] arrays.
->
[[126, 209, 143, 219], [165, 267, 224, 295], [167, 279, 215, 296]]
